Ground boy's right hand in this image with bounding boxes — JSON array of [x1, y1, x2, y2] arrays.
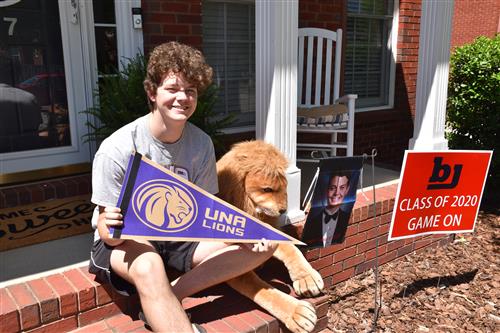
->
[[97, 206, 125, 246]]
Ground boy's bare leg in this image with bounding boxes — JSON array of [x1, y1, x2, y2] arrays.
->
[[110, 240, 194, 333], [172, 242, 275, 300]]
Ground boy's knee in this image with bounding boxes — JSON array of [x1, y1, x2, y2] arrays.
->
[[130, 254, 164, 284]]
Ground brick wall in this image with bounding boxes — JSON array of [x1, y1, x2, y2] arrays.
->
[[0, 175, 91, 209], [299, 0, 345, 31], [296, 184, 453, 289], [141, 0, 203, 55], [396, 0, 421, 118], [451, 0, 500, 48], [0, 266, 137, 332]]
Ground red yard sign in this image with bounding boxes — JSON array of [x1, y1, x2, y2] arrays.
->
[[389, 150, 492, 241]]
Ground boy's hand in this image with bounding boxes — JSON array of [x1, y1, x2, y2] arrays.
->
[[97, 206, 125, 246], [103, 206, 123, 227], [244, 239, 277, 253]]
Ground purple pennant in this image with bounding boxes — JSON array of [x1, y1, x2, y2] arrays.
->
[[111, 153, 303, 244]]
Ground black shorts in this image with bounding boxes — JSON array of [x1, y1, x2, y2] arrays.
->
[[89, 239, 199, 296]]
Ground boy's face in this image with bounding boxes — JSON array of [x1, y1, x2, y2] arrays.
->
[[326, 175, 350, 209], [148, 72, 197, 122]]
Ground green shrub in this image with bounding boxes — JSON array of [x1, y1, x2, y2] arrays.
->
[[82, 53, 234, 155], [447, 35, 499, 199], [82, 54, 149, 143]]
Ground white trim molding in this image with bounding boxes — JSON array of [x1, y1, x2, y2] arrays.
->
[[115, 0, 144, 66], [409, 0, 454, 151]]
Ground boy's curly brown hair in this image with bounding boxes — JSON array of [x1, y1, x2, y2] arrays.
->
[[143, 42, 213, 110]]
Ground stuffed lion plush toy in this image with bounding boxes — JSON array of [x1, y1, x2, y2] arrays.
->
[[217, 140, 324, 333]]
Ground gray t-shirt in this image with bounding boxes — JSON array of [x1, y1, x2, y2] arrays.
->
[[91, 113, 218, 239]]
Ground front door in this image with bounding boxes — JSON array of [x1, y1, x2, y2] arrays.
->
[[0, 0, 92, 174]]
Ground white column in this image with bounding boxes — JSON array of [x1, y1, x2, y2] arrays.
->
[[115, 0, 144, 64], [409, 0, 454, 151], [255, 0, 304, 224]]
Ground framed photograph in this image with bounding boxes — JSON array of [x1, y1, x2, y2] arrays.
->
[[301, 156, 364, 248]]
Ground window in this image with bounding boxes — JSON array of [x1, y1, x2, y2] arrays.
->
[[202, 1, 255, 128], [92, 0, 118, 75], [0, 1, 71, 154], [344, 0, 396, 109]]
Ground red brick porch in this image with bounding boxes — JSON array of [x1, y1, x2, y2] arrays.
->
[[0, 182, 452, 332]]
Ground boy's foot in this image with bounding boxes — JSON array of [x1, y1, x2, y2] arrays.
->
[[193, 323, 207, 333], [138, 311, 151, 331]]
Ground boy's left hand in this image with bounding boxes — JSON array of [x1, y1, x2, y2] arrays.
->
[[245, 238, 277, 253]]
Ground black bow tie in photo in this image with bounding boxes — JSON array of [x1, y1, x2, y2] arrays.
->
[[324, 210, 339, 223]]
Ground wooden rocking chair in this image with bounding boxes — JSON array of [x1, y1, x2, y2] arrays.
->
[[297, 27, 357, 161]]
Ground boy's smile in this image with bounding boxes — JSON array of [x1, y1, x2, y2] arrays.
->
[[326, 176, 350, 209], [150, 72, 198, 122]]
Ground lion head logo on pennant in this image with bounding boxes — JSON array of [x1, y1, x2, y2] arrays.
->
[[131, 179, 197, 232]]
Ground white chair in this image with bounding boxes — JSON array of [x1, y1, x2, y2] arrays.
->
[[297, 27, 357, 161]]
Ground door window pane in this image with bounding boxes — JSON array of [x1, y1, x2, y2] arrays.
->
[[95, 27, 118, 73], [93, 0, 117, 74], [92, 0, 115, 24], [0, 0, 71, 153]]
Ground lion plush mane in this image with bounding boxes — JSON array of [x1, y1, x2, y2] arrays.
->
[[217, 140, 288, 225]]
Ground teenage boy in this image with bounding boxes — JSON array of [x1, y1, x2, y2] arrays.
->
[[89, 42, 276, 332]]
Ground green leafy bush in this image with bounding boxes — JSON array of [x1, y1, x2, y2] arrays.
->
[[82, 53, 234, 154], [83, 54, 149, 143], [447, 35, 499, 198]]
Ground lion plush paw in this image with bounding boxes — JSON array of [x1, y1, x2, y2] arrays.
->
[[284, 299, 317, 333], [292, 268, 324, 298]]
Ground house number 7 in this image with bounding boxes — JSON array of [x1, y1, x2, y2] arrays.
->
[[3, 17, 17, 36]]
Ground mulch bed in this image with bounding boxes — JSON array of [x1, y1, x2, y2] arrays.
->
[[327, 211, 499, 332]]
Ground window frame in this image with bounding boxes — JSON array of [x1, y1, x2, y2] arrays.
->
[[345, 0, 399, 113]]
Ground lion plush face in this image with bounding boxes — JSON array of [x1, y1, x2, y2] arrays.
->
[[217, 140, 288, 226], [244, 171, 287, 220]]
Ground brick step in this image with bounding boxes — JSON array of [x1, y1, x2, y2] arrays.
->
[[68, 313, 334, 333], [0, 260, 329, 333]]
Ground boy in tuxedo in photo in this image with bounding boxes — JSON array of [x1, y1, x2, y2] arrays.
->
[[302, 171, 352, 247]]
